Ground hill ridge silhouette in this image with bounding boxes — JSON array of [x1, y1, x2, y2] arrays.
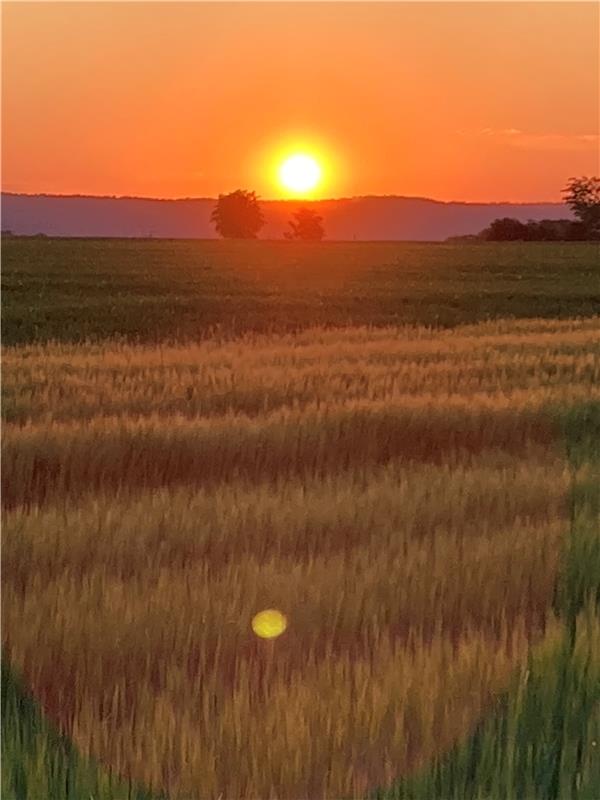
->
[[1, 192, 570, 241], [2, 190, 566, 206]]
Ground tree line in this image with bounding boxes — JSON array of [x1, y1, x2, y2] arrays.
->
[[210, 177, 599, 242], [480, 177, 600, 241]]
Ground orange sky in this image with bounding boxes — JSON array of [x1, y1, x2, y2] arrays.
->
[[2, 2, 598, 202]]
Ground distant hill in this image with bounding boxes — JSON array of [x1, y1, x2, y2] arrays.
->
[[1, 193, 571, 241]]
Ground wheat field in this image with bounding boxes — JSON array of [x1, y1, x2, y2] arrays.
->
[[3, 316, 599, 798]]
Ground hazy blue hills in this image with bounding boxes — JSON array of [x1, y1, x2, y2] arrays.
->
[[1, 193, 570, 241]]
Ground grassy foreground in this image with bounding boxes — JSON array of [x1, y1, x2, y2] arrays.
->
[[3, 402, 599, 799], [3, 318, 599, 798], [3, 234, 600, 799]]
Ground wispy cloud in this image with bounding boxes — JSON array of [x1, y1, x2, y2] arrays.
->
[[457, 128, 599, 151]]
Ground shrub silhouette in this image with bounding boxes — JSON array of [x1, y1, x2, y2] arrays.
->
[[285, 208, 325, 241]]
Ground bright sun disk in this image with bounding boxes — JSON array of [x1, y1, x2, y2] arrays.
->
[[279, 154, 321, 193]]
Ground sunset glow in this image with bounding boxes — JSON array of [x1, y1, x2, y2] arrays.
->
[[2, 3, 598, 201]]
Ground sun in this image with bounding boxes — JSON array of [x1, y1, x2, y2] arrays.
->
[[279, 153, 322, 194]]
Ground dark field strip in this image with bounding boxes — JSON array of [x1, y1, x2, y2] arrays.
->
[[2, 404, 556, 510], [2, 238, 599, 345], [2, 460, 565, 588]]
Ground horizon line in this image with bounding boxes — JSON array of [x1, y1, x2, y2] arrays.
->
[[1, 190, 567, 207]]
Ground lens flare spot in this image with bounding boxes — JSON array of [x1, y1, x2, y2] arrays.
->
[[252, 609, 288, 639]]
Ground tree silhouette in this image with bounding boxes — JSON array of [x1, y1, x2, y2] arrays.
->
[[480, 217, 589, 242], [480, 217, 529, 241], [285, 208, 325, 241], [211, 190, 265, 239], [562, 176, 600, 237]]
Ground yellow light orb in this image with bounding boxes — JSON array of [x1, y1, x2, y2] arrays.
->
[[279, 154, 321, 194], [251, 609, 288, 639]]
